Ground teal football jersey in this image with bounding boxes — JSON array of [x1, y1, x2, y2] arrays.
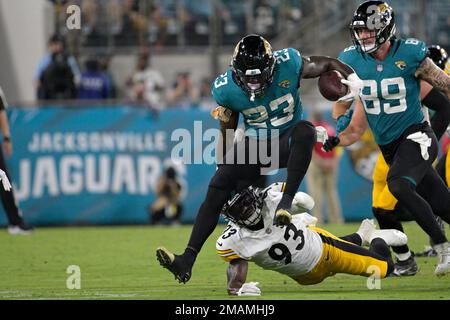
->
[[338, 39, 428, 145], [211, 48, 303, 137]]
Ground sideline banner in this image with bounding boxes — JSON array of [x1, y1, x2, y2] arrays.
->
[[0, 106, 372, 225], [2, 106, 217, 225]]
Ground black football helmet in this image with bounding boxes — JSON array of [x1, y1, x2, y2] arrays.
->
[[428, 45, 449, 71], [350, 1, 396, 53], [231, 34, 276, 99], [221, 187, 264, 228]]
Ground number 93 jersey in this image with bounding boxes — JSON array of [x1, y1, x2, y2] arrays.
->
[[216, 186, 323, 278], [211, 48, 304, 138], [338, 39, 428, 145]]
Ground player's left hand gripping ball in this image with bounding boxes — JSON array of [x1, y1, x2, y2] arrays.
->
[[338, 73, 364, 103], [0, 169, 11, 191]]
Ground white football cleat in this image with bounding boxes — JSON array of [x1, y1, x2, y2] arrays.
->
[[369, 229, 408, 247], [433, 242, 450, 277], [356, 219, 376, 246], [8, 224, 33, 235]]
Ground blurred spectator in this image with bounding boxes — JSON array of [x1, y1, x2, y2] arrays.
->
[[78, 58, 110, 100], [253, 0, 278, 39], [198, 77, 216, 110], [147, 1, 170, 48], [180, 0, 211, 45], [80, 0, 111, 47], [149, 166, 184, 226], [39, 52, 77, 100], [166, 72, 199, 108], [221, 0, 248, 45], [99, 55, 116, 98], [34, 35, 80, 98], [306, 112, 344, 224], [113, 0, 147, 46], [127, 53, 165, 109], [279, 0, 302, 32]]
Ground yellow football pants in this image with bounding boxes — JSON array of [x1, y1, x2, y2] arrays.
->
[[372, 153, 398, 210], [293, 227, 389, 285]]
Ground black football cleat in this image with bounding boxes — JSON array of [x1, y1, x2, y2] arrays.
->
[[391, 253, 419, 277], [156, 247, 192, 284], [415, 246, 438, 257]]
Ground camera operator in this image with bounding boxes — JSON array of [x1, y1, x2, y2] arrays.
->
[[149, 166, 183, 225]]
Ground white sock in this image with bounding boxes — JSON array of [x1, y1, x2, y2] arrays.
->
[[395, 251, 411, 262]]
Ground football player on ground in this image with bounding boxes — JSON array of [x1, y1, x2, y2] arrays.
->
[[330, 1, 450, 276], [156, 34, 364, 283], [216, 182, 407, 296]]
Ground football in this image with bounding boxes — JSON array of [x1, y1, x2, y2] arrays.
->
[[318, 70, 348, 101]]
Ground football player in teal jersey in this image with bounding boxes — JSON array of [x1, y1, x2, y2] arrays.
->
[[157, 34, 364, 283], [331, 1, 450, 276]]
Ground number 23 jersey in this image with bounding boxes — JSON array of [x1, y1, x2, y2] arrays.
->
[[338, 39, 428, 146], [216, 187, 323, 277], [211, 48, 304, 138]]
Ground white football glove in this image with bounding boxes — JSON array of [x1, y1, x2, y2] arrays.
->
[[0, 169, 11, 191], [292, 192, 315, 213], [237, 282, 261, 296], [338, 73, 364, 103], [315, 126, 329, 144]]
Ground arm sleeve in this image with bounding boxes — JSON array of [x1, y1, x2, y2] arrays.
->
[[422, 87, 450, 140]]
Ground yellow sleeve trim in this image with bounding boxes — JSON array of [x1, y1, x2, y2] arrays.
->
[[281, 183, 286, 192], [217, 249, 234, 254], [217, 248, 241, 262], [220, 254, 241, 262]]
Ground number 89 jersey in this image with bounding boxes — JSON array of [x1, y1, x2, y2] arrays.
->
[[211, 48, 304, 138], [338, 39, 428, 146], [216, 187, 323, 278]]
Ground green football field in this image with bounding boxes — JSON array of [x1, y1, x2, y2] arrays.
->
[[0, 222, 449, 300]]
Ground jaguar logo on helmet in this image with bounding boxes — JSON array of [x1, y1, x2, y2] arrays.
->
[[263, 39, 273, 56]]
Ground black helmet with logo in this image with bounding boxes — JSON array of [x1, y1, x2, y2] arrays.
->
[[232, 34, 276, 99]]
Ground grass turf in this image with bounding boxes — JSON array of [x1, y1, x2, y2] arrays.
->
[[0, 222, 449, 300]]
